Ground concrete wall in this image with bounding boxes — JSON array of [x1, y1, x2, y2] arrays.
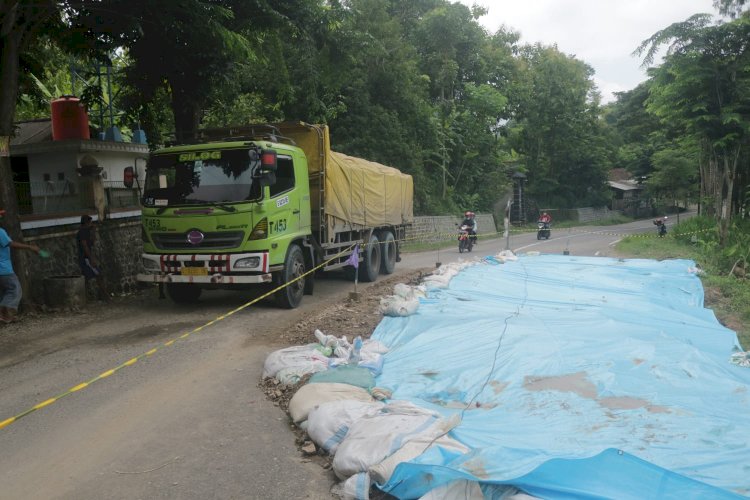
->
[[23, 217, 143, 304], [576, 207, 615, 223], [405, 213, 497, 243]]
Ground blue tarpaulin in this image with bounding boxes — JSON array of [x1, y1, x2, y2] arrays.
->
[[372, 255, 750, 499]]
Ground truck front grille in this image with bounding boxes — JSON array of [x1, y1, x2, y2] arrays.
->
[[151, 231, 245, 250]]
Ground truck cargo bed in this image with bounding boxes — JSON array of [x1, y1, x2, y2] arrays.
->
[[272, 123, 413, 244]]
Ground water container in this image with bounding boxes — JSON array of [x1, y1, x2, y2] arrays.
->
[[51, 96, 90, 141]]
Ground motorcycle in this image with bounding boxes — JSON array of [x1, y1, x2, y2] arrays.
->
[[458, 224, 473, 253], [654, 217, 667, 237], [537, 220, 551, 240]]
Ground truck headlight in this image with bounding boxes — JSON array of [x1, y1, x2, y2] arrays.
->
[[142, 258, 161, 271], [234, 257, 260, 269], [249, 218, 268, 240]]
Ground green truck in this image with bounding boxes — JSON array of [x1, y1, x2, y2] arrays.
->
[[136, 122, 414, 308]]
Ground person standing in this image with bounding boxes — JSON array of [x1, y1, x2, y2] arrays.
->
[[77, 215, 109, 301], [0, 209, 41, 323]]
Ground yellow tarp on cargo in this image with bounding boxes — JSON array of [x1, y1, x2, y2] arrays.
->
[[274, 122, 414, 230]]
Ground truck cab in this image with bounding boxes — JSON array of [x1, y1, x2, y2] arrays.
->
[[138, 134, 313, 308]]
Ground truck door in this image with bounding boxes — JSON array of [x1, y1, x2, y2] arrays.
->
[[268, 155, 299, 239]]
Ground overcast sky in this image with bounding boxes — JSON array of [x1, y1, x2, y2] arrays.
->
[[459, 0, 717, 103]]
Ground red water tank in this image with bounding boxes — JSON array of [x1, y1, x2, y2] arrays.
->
[[51, 96, 90, 141]]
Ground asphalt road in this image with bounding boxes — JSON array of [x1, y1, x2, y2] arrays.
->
[[0, 217, 666, 499]]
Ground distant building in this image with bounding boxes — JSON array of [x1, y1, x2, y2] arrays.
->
[[607, 168, 647, 217]]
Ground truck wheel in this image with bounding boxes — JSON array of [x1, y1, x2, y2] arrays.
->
[[380, 231, 396, 275], [361, 235, 381, 282], [167, 283, 202, 304], [275, 244, 306, 309]]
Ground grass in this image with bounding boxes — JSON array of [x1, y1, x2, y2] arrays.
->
[[616, 231, 750, 351]]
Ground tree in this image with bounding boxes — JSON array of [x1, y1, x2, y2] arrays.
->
[[0, 1, 66, 307], [636, 14, 750, 244], [512, 44, 611, 208], [714, 0, 749, 18], [647, 144, 700, 211]]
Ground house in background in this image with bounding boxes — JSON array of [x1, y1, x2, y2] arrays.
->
[[607, 168, 648, 217], [10, 116, 148, 230]]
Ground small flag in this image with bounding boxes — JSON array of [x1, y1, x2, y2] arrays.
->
[[346, 244, 359, 269]]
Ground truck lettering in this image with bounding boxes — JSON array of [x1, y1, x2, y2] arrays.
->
[[269, 219, 287, 234], [178, 151, 221, 162], [144, 217, 169, 232]]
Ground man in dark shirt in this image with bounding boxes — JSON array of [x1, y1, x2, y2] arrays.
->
[[77, 215, 109, 301]]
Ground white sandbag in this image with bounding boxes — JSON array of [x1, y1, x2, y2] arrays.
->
[[379, 295, 420, 317], [331, 472, 371, 500], [393, 283, 427, 300], [369, 430, 467, 484], [275, 363, 328, 386], [288, 382, 375, 424], [495, 250, 518, 262], [307, 400, 385, 454], [332, 401, 445, 480], [262, 344, 329, 380], [314, 328, 340, 347], [423, 274, 452, 288]]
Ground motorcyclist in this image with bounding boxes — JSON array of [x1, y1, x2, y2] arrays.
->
[[461, 211, 478, 245], [653, 216, 667, 236], [538, 211, 552, 226]]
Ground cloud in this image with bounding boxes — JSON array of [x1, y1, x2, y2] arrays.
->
[[462, 0, 716, 102]]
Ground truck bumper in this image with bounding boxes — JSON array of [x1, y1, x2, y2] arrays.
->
[[136, 273, 273, 284], [137, 251, 273, 285]]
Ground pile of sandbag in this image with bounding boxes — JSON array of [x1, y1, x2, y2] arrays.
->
[[262, 330, 389, 386], [379, 283, 426, 317], [293, 394, 467, 500]]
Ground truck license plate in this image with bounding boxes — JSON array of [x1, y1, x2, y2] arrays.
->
[[181, 267, 208, 276]]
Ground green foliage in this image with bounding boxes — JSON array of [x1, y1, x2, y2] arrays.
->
[[10, 0, 632, 217], [512, 45, 612, 208], [635, 15, 750, 245], [647, 144, 699, 205]]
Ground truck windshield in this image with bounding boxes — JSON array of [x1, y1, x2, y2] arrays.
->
[[142, 148, 261, 207]]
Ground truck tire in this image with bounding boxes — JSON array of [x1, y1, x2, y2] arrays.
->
[[167, 283, 202, 304], [275, 244, 306, 309], [380, 230, 396, 275], [361, 234, 381, 282]]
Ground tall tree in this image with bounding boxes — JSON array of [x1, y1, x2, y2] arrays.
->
[[0, 1, 61, 241], [513, 44, 611, 208], [637, 14, 750, 244]]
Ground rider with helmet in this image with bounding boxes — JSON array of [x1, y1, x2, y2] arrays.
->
[[461, 211, 478, 245]]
